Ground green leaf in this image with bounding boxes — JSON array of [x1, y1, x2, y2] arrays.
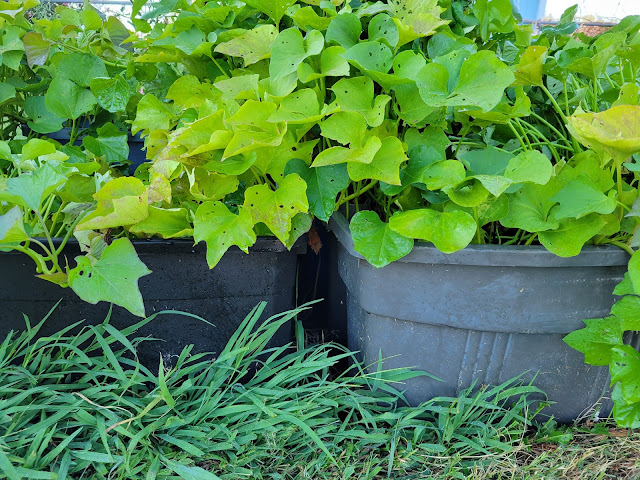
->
[[389, 0, 447, 46], [389, 209, 475, 253], [57, 53, 108, 88], [611, 345, 640, 404], [68, 238, 151, 317], [312, 136, 382, 167], [269, 28, 324, 81], [21, 138, 56, 161], [347, 136, 406, 185], [284, 158, 349, 222], [319, 111, 367, 146], [513, 46, 547, 87], [504, 150, 553, 185], [90, 75, 131, 113], [22, 31, 49, 67], [369, 13, 399, 48], [611, 296, 640, 331], [224, 100, 286, 158], [77, 177, 149, 231], [325, 13, 361, 49], [473, 0, 515, 41], [627, 250, 640, 294], [298, 46, 350, 82], [285, 212, 312, 248], [422, 160, 466, 190], [500, 183, 559, 232], [243, 173, 309, 244], [132, 94, 174, 135], [459, 146, 512, 176], [214, 74, 259, 101], [342, 41, 393, 74], [167, 75, 219, 109], [331, 76, 391, 127], [130, 206, 193, 239], [24, 96, 64, 134], [268, 88, 327, 124], [0, 206, 28, 244], [163, 458, 222, 480], [186, 168, 238, 201], [416, 50, 515, 112], [443, 179, 490, 208], [7, 162, 69, 211], [549, 174, 617, 219], [243, 0, 297, 25], [350, 211, 413, 268], [611, 383, 640, 429], [538, 212, 605, 257], [292, 6, 331, 31], [45, 76, 96, 120], [194, 202, 256, 268], [0, 82, 15, 104], [82, 123, 129, 165], [564, 316, 623, 366], [214, 25, 278, 66]]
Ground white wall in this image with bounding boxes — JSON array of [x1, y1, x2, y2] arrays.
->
[[545, 0, 640, 22]]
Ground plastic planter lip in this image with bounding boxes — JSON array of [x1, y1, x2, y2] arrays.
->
[[329, 212, 630, 268], [7, 235, 308, 255]]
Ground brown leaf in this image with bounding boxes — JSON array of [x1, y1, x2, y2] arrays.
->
[[308, 224, 322, 254]]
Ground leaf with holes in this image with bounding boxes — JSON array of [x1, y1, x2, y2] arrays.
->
[[269, 28, 324, 81], [243, 173, 309, 244], [215, 25, 278, 66], [68, 238, 151, 317], [194, 202, 256, 268]]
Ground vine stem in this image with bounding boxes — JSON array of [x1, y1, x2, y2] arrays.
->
[[507, 120, 527, 151], [335, 181, 377, 209]]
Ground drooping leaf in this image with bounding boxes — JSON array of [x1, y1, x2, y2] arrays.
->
[[68, 238, 151, 317], [130, 206, 193, 238], [243, 173, 309, 244], [22, 31, 49, 67], [513, 46, 547, 86], [500, 183, 559, 232], [567, 105, 640, 162], [350, 211, 413, 268], [389, 208, 475, 253], [132, 94, 174, 135], [0, 206, 28, 244], [77, 177, 149, 231]]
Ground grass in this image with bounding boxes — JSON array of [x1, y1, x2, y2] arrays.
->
[[0, 302, 638, 479]]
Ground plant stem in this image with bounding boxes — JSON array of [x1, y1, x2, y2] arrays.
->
[[507, 120, 527, 151], [540, 85, 568, 124], [336, 181, 377, 208]]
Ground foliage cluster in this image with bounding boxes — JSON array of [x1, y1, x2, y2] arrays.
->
[[2, 0, 640, 424]]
